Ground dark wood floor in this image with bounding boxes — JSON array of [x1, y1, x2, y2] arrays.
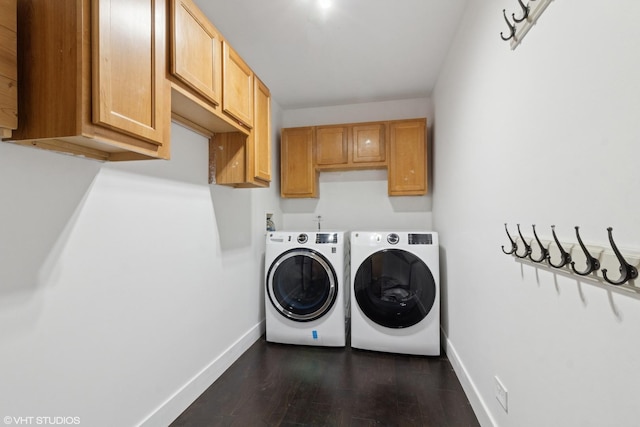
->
[[171, 336, 480, 427]]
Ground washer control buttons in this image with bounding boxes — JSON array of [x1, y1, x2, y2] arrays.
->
[[297, 233, 308, 244], [387, 233, 400, 245]]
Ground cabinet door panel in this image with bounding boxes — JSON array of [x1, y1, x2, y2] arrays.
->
[[316, 126, 347, 165], [281, 128, 316, 198], [223, 41, 253, 128], [92, 0, 166, 145], [352, 123, 385, 163], [388, 120, 426, 195], [253, 76, 271, 182], [213, 132, 246, 184], [171, 0, 221, 106], [0, 0, 17, 134]]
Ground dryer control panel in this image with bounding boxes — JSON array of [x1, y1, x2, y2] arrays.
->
[[408, 233, 433, 245]]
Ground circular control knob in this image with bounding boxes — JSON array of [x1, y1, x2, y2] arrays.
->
[[297, 233, 308, 244], [387, 233, 400, 245]]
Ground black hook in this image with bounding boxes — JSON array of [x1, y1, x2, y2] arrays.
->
[[501, 223, 517, 255], [514, 224, 531, 259], [500, 9, 516, 41], [570, 226, 600, 276], [547, 225, 572, 268], [601, 227, 638, 286], [512, 0, 530, 23], [529, 224, 548, 263]]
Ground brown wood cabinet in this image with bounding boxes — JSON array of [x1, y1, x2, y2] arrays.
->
[[280, 118, 427, 198], [170, 0, 222, 107], [168, 0, 270, 188], [316, 126, 348, 166], [315, 122, 386, 170], [222, 41, 253, 129], [388, 119, 427, 195], [280, 127, 317, 198], [168, 0, 248, 135], [211, 132, 246, 184], [0, 0, 17, 139], [169, 0, 255, 135], [10, 0, 170, 161], [352, 123, 385, 164], [211, 74, 271, 188], [250, 76, 271, 183]]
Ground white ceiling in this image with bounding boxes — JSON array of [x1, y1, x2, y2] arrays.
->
[[193, 0, 469, 109]]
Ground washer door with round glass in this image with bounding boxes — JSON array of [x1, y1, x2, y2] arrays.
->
[[354, 249, 436, 328], [266, 248, 338, 322]]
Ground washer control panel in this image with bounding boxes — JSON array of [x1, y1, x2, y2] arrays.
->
[[297, 233, 308, 244], [387, 233, 400, 245], [316, 233, 338, 244]]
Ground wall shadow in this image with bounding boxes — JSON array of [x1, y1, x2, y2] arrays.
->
[[210, 184, 253, 251], [0, 143, 101, 297]]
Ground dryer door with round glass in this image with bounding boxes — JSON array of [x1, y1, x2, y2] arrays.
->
[[266, 248, 338, 322], [354, 249, 436, 328]]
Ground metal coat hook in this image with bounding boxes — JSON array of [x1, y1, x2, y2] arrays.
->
[[529, 224, 548, 263], [501, 223, 517, 255], [547, 225, 572, 268], [570, 226, 600, 276], [512, 0, 530, 23], [500, 9, 516, 41], [514, 223, 531, 259], [601, 227, 638, 286]]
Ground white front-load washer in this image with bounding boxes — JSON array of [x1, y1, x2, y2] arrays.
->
[[265, 231, 349, 347], [350, 231, 440, 356]]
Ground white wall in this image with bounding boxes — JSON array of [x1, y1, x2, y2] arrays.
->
[[281, 98, 434, 231], [433, 1, 640, 426], [0, 103, 283, 426]]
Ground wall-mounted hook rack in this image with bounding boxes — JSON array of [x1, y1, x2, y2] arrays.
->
[[499, 0, 553, 50], [570, 226, 600, 276], [602, 227, 639, 286], [501, 223, 640, 294]]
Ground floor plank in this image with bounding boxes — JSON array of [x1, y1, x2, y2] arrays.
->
[[171, 337, 480, 427]]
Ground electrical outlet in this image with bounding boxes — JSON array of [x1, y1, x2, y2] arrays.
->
[[494, 376, 508, 413]]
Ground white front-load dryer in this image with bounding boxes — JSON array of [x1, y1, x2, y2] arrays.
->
[[265, 231, 349, 347], [350, 231, 440, 356]]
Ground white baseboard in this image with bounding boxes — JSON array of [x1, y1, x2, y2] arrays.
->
[[441, 328, 496, 427], [138, 320, 265, 427]]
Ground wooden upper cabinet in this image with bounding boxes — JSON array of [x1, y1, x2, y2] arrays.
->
[[352, 123, 385, 164], [0, 0, 17, 139], [252, 75, 271, 183], [314, 122, 385, 169], [211, 132, 246, 185], [316, 126, 348, 166], [93, 0, 166, 146], [280, 118, 427, 198], [281, 127, 316, 198], [170, 0, 221, 106], [388, 119, 427, 196], [11, 0, 170, 161], [211, 75, 271, 188], [222, 41, 253, 129]]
